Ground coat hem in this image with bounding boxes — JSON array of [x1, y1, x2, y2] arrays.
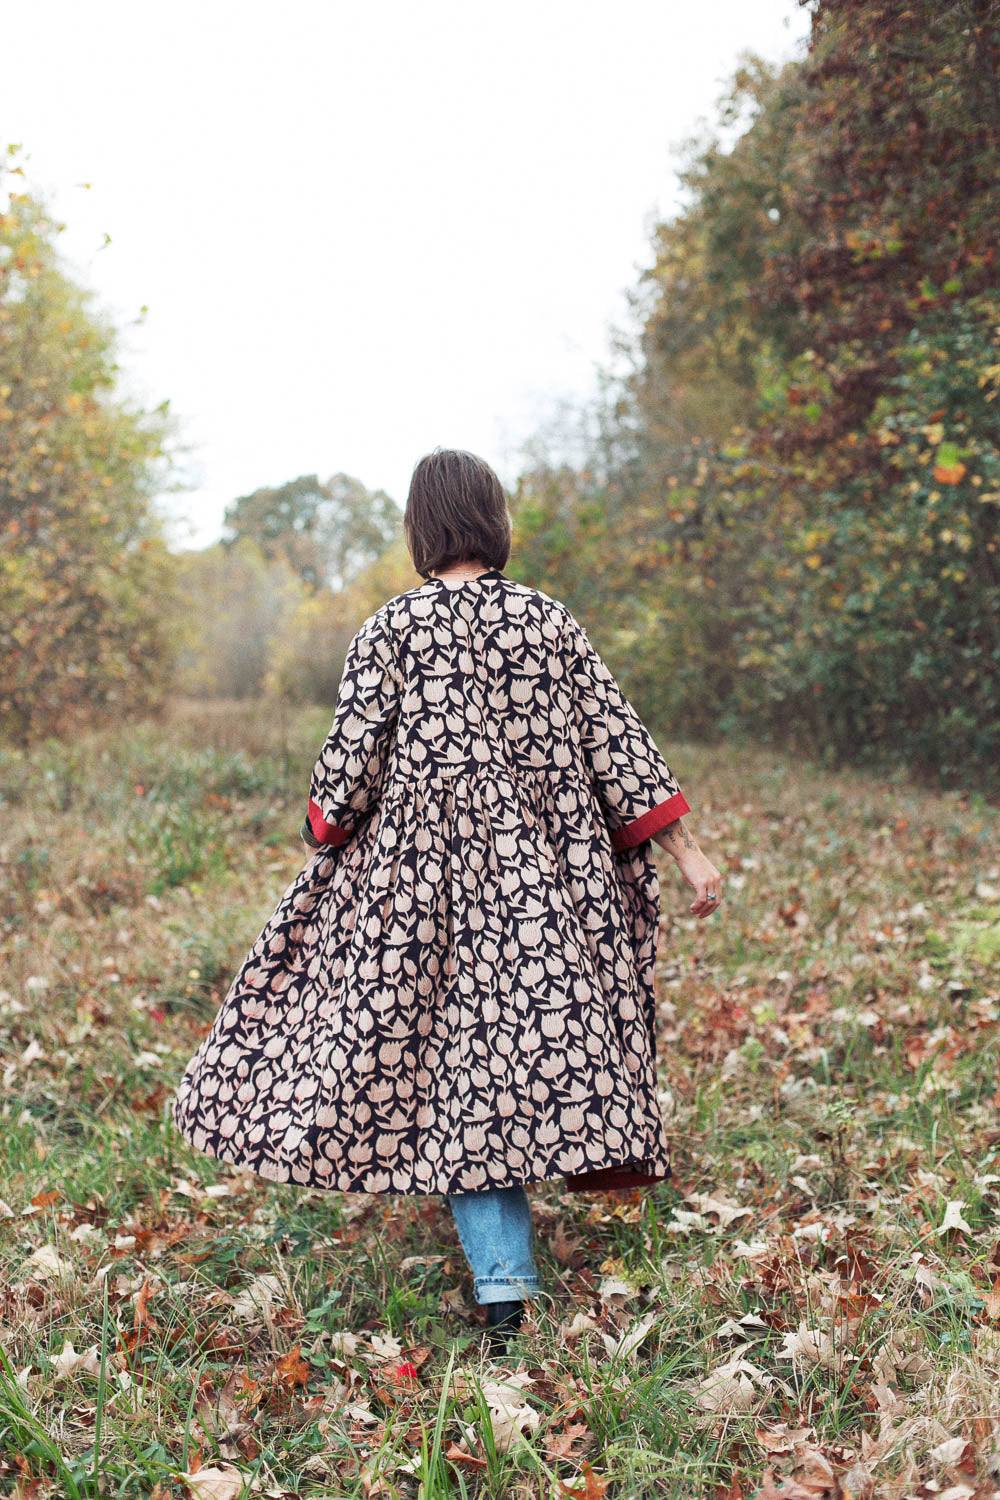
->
[[172, 1103, 671, 1198]]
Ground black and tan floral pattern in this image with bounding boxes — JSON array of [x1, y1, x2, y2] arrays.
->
[[172, 569, 691, 1195]]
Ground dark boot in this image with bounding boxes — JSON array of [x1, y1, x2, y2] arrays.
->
[[482, 1298, 525, 1355]]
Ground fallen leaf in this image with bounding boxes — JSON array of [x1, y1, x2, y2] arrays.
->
[[556, 1462, 607, 1497], [489, 1395, 541, 1453], [561, 1310, 601, 1339], [369, 1332, 404, 1361], [327, 1330, 360, 1358], [697, 1367, 756, 1413], [601, 1310, 659, 1362], [597, 1274, 640, 1305], [545, 1420, 592, 1462], [696, 1356, 794, 1413], [51, 1339, 102, 1380], [175, 1464, 245, 1500], [774, 1320, 839, 1371], [716, 1312, 770, 1343], [443, 1442, 488, 1470], [937, 1200, 973, 1237], [683, 1191, 753, 1227], [929, 1435, 972, 1466], [230, 1273, 284, 1321], [663, 1209, 710, 1235], [274, 1347, 309, 1389], [548, 1217, 585, 1264], [24, 1244, 73, 1279]]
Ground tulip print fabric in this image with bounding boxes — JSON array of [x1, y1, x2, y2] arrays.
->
[[172, 568, 691, 1195]]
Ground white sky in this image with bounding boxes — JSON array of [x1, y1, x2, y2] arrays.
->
[[5, 1, 810, 550]]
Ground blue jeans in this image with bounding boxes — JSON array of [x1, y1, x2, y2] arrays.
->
[[445, 1185, 542, 1306]]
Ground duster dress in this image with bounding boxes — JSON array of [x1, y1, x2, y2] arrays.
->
[[171, 568, 692, 1197]]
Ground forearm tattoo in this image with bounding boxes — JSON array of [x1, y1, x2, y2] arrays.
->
[[659, 817, 698, 852]]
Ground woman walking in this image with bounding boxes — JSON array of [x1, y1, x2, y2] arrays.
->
[[172, 448, 723, 1354]]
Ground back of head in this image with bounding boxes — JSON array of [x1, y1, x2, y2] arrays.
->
[[404, 447, 512, 579]]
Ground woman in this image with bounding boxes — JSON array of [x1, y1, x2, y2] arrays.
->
[[172, 448, 723, 1354]]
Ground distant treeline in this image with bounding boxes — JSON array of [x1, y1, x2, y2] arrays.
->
[[2, 0, 998, 791]]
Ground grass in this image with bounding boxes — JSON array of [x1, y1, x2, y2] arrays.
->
[[1, 695, 998, 1498]]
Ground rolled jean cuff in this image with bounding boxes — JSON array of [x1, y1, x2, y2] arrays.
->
[[474, 1274, 542, 1306]]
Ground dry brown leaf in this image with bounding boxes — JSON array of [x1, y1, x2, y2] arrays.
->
[[489, 1396, 541, 1453], [359, 1461, 402, 1498], [50, 1338, 102, 1380], [697, 1364, 757, 1414], [928, 1435, 972, 1467], [937, 1200, 973, 1237], [601, 1310, 659, 1362], [439, 1286, 474, 1316], [443, 1441, 488, 1470], [398, 1254, 446, 1271], [839, 1460, 874, 1499], [597, 1274, 640, 1305], [696, 1355, 794, 1414], [327, 1329, 360, 1359], [23, 1244, 72, 1279], [548, 1217, 585, 1265], [273, 1346, 309, 1389], [754, 1423, 815, 1454], [561, 1310, 601, 1339], [556, 1462, 607, 1498], [229, 1272, 284, 1322], [774, 1320, 839, 1372], [175, 1464, 245, 1500], [683, 1191, 754, 1227], [369, 1332, 404, 1361], [544, 1420, 592, 1462]]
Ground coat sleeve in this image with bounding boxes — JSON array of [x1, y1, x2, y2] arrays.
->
[[301, 612, 401, 849], [558, 605, 691, 851]]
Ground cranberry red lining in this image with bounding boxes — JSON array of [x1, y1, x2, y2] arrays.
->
[[610, 791, 691, 851]]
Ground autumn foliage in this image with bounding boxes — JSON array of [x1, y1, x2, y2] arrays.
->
[[0, 150, 177, 745], [518, 0, 1000, 790]]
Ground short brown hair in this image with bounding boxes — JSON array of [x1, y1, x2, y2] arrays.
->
[[403, 448, 512, 579]]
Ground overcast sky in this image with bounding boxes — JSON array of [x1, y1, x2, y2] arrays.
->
[[5, 1, 810, 549]]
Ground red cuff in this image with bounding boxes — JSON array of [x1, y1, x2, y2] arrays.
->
[[610, 790, 691, 851], [307, 797, 352, 847]]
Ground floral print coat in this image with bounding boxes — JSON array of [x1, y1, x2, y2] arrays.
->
[[172, 567, 691, 1195]]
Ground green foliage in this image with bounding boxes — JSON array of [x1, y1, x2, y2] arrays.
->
[[0, 149, 180, 746], [143, 802, 230, 894], [534, 0, 1000, 789], [223, 471, 402, 591]]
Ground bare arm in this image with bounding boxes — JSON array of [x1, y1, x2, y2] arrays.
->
[[652, 815, 723, 919], [652, 815, 700, 858]]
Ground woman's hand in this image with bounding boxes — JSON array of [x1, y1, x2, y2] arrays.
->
[[676, 847, 724, 918], [652, 817, 724, 918]]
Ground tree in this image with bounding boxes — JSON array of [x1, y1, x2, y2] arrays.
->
[[506, 1, 999, 785], [167, 537, 307, 699], [610, 0, 1000, 782], [0, 148, 179, 744], [222, 472, 401, 591]]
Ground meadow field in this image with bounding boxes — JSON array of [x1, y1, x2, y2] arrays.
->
[[1, 699, 998, 1499]]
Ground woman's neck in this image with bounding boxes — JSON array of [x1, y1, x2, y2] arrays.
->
[[433, 561, 489, 584]]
